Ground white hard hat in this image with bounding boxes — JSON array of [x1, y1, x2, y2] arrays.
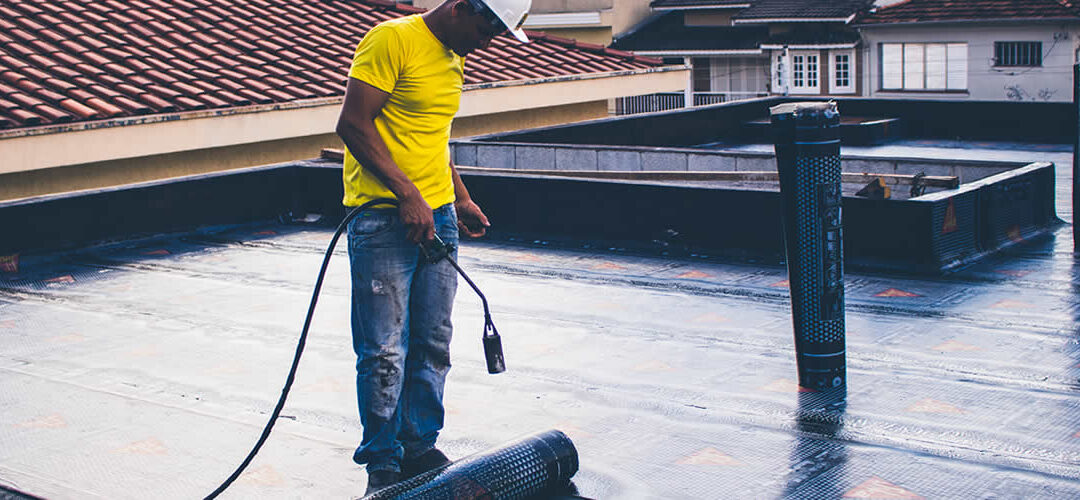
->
[[481, 0, 531, 42]]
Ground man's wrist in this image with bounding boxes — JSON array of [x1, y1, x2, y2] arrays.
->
[[396, 186, 424, 203]]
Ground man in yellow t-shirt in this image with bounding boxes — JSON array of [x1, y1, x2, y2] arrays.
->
[[335, 0, 530, 493]]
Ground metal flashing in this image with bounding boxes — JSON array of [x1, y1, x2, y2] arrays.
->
[[760, 43, 858, 49], [735, 14, 857, 24], [633, 49, 765, 56], [522, 11, 605, 27], [653, 4, 751, 10]]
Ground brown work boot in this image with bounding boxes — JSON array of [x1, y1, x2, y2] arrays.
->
[[364, 469, 400, 495], [402, 448, 451, 479]]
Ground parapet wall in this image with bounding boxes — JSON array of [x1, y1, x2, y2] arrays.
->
[[449, 141, 1020, 186], [0, 157, 1059, 274]]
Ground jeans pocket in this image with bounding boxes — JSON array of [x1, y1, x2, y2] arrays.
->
[[350, 211, 396, 239]]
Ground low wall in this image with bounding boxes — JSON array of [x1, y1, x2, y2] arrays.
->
[[0, 158, 1059, 274], [450, 141, 1020, 185]]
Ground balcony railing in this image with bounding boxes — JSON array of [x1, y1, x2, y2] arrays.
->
[[614, 91, 769, 115]]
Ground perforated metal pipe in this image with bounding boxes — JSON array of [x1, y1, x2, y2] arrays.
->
[[770, 101, 846, 392], [361, 429, 578, 500]]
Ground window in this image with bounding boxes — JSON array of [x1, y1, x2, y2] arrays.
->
[[692, 57, 711, 92], [834, 54, 850, 87], [995, 41, 1042, 67], [773, 53, 785, 91], [880, 42, 967, 91], [790, 51, 819, 93], [832, 50, 854, 94]]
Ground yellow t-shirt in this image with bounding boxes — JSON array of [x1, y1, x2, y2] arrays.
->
[[343, 14, 464, 208]]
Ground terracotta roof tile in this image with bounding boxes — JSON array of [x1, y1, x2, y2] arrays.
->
[[88, 98, 126, 116], [34, 104, 74, 122], [68, 89, 96, 102], [172, 81, 204, 95], [43, 77, 75, 92], [0, 0, 659, 131], [115, 83, 146, 96], [10, 109, 43, 125], [26, 54, 56, 68], [141, 94, 177, 112], [174, 96, 207, 109], [59, 99, 100, 119], [283, 86, 317, 99], [112, 96, 149, 114], [88, 84, 122, 99], [76, 35, 108, 51]]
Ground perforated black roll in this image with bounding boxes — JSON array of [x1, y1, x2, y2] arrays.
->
[[361, 429, 578, 500], [771, 102, 846, 392]]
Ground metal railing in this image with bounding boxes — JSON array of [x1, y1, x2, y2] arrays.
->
[[614, 91, 769, 115]]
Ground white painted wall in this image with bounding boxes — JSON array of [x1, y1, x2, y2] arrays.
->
[[860, 23, 1080, 102]]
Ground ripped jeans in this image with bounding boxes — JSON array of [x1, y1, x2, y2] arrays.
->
[[347, 203, 458, 473]]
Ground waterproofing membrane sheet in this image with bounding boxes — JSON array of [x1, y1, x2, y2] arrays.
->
[[1, 214, 1079, 499]]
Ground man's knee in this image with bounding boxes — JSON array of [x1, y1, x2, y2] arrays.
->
[[359, 350, 405, 417], [413, 333, 452, 373]]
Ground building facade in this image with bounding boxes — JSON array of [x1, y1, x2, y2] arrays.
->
[[856, 0, 1080, 102], [611, 0, 872, 112]]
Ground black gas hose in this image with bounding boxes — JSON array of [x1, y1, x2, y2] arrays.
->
[[205, 198, 503, 499]]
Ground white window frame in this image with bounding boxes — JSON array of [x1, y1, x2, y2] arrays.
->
[[830, 49, 855, 94], [772, 52, 786, 94], [994, 41, 1042, 67], [880, 42, 967, 91], [789, 50, 820, 94]]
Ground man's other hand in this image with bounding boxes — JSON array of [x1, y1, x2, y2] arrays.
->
[[456, 199, 490, 238]]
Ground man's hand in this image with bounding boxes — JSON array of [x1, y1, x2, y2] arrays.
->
[[399, 190, 435, 243], [456, 198, 490, 238]]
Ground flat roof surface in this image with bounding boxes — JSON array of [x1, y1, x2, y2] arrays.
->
[[1, 141, 1079, 499]]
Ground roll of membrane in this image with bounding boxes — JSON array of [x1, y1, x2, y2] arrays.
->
[[361, 429, 579, 500], [770, 101, 846, 392]]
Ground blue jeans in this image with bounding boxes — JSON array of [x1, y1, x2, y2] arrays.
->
[[347, 203, 458, 473]]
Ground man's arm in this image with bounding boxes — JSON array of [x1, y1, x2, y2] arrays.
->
[[450, 159, 490, 238], [336, 77, 434, 243]]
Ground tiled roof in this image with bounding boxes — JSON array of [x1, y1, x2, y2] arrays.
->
[[0, 0, 660, 132], [763, 28, 861, 46], [733, 0, 872, 20], [649, 0, 750, 9], [856, 0, 1080, 24], [612, 12, 767, 52]]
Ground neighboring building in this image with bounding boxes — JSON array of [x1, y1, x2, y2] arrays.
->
[[612, 1, 770, 109], [0, 0, 685, 201], [736, 0, 871, 97], [855, 0, 1080, 102], [611, 0, 871, 113]]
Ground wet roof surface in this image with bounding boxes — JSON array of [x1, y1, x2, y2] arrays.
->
[[2, 141, 1080, 498]]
